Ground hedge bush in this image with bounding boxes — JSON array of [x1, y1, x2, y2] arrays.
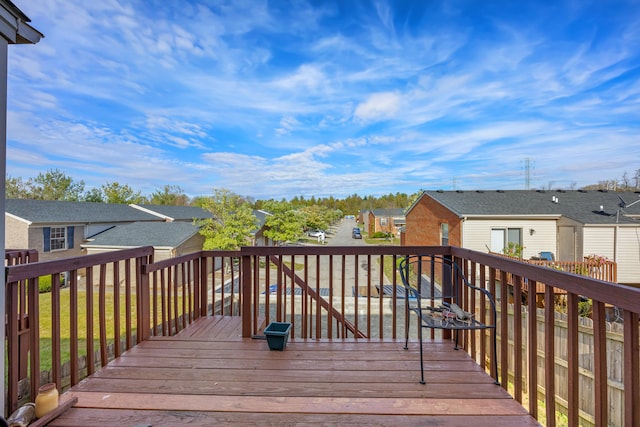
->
[[38, 276, 53, 293], [372, 231, 393, 239], [38, 274, 66, 294]]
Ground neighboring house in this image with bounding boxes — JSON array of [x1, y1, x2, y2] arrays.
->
[[5, 199, 160, 261], [81, 221, 204, 261], [5, 199, 214, 262], [404, 190, 640, 286], [253, 210, 273, 246], [358, 210, 370, 231], [368, 208, 406, 236]]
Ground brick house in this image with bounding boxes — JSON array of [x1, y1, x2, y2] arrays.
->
[[367, 208, 405, 236]]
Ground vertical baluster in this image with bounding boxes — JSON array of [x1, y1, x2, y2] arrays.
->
[[527, 279, 538, 419], [85, 267, 95, 376], [70, 270, 79, 387], [113, 261, 120, 358], [98, 264, 107, 367], [543, 285, 556, 427], [513, 275, 523, 403], [499, 270, 508, 390], [567, 292, 579, 426]]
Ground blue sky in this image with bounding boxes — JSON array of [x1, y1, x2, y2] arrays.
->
[[6, 0, 640, 200]]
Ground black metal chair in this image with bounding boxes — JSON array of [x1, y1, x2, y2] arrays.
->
[[399, 255, 499, 385]]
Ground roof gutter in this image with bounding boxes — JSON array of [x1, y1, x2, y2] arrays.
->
[[461, 214, 562, 220]]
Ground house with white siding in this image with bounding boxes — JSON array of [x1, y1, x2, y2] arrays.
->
[[404, 190, 640, 286]]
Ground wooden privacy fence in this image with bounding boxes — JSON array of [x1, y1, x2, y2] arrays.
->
[[500, 306, 627, 426]]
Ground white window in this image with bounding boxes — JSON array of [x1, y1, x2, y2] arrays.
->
[[507, 228, 522, 246], [50, 227, 67, 251], [380, 217, 388, 226], [491, 228, 522, 253], [441, 223, 449, 245]]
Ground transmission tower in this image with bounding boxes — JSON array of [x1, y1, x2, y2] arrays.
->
[[523, 158, 533, 190]]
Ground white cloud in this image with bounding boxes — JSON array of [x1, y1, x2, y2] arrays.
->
[[353, 92, 402, 123], [5, 0, 639, 199]]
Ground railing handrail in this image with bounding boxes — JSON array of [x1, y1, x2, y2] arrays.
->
[[6, 246, 154, 282], [452, 247, 639, 312]]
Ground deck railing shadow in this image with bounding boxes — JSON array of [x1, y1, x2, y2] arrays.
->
[[5, 245, 640, 426]]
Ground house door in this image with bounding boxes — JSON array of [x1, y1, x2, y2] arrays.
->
[[491, 229, 505, 253], [558, 226, 576, 262]]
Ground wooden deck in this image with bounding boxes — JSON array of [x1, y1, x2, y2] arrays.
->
[[51, 316, 539, 426]]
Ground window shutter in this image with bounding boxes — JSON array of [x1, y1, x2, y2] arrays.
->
[[67, 226, 75, 249], [43, 227, 51, 252]]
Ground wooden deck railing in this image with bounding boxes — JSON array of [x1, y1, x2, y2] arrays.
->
[[5, 245, 640, 426], [491, 252, 617, 282]]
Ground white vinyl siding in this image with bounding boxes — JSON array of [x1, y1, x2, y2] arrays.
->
[[463, 219, 557, 259], [583, 227, 615, 260], [617, 227, 640, 285]]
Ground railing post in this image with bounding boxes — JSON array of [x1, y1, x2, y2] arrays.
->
[[5, 275, 19, 415], [137, 254, 151, 342], [241, 250, 252, 338]]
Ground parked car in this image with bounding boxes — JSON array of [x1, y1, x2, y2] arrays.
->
[[307, 229, 325, 237], [352, 229, 362, 239]]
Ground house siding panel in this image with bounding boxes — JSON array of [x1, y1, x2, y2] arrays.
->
[[5, 215, 29, 248], [463, 219, 557, 259], [175, 235, 205, 257], [615, 227, 640, 285], [583, 227, 615, 260], [28, 226, 84, 261]]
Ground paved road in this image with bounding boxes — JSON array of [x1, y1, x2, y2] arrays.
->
[[301, 218, 382, 298], [325, 218, 366, 246]]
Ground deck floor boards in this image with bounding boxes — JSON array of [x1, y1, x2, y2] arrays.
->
[[52, 316, 539, 426]]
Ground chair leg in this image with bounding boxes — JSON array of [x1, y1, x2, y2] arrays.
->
[[492, 329, 500, 385], [404, 310, 410, 350], [453, 329, 460, 350]]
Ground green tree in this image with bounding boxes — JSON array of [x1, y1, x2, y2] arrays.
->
[[83, 188, 105, 202], [198, 189, 257, 250], [29, 169, 85, 201], [149, 185, 190, 206], [101, 182, 145, 204], [6, 176, 30, 199], [262, 200, 305, 245], [300, 205, 328, 231]]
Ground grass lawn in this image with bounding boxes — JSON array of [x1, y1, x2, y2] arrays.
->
[[36, 287, 138, 371]]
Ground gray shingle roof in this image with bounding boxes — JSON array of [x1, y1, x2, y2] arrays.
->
[[133, 204, 214, 221], [421, 190, 640, 225], [83, 221, 201, 248], [371, 208, 405, 217], [5, 199, 158, 224]]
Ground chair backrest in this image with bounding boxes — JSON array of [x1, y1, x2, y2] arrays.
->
[[399, 254, 497, 315], [399, 254, 459, 304]]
